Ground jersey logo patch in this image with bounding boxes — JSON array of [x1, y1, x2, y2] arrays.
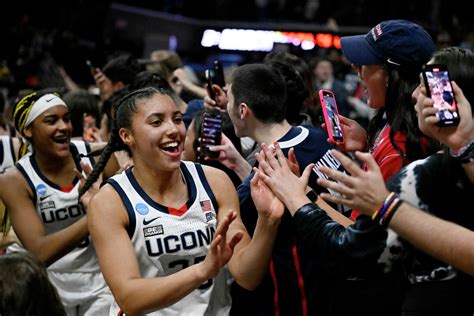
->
[[143, 225, 164, 237], [36, 183, 47, 196], [205, 212, 215, 222], [143, 216, 160, 226], [135, 203, 149, 215], [39, 200, 55, 210], [39, 194, 52, 202]]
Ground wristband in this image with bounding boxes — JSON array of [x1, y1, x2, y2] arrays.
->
[[450, 140, 474, 164], [372, 192, 402, 227], [306, 189, 318, 202]]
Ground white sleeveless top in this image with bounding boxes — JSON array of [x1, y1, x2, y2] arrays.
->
[[15, 140, 100, 273], [0, 135, 16, 173], [107, 161, 231, 316]]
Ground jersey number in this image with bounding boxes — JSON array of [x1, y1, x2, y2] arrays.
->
[[169, 255, 213, 289]]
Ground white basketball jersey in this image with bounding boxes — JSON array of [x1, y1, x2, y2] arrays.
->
[[107, 161, 231, 316], [15, 140, 99, 272], [0, 135, 16, 173]]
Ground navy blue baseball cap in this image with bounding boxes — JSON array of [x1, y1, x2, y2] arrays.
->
[[340, 20, 436, 71]]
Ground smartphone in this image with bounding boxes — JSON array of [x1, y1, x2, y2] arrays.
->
[[422, 64, 460, 127], [199, 112, 222, 159], [213, 60, 225, 88], [205, 69, 217, 101], [319, 90, 344, 144]]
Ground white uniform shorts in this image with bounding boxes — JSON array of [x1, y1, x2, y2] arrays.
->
[[48, 270, 113, 316]]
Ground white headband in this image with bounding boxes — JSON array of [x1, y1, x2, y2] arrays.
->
[[25, 94, 68, 127]]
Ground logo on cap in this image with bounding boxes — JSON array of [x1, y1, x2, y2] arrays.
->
[[372, 24, 383, 41]]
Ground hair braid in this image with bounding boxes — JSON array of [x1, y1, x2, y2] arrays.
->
[[78, 127, 123, 198]]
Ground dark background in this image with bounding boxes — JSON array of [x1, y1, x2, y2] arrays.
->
[[1, 0, 472, 93]]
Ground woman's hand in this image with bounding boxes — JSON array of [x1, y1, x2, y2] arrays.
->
[[202, 133, 251, 180], [316, 150, 389, 216], [323, 115, 367, 152], [76, 161, 102, 209], [253, 143, 313, 214], [251, 161, 284, 223], [416, 82, 474, 150], [201, 211, 243, 277]]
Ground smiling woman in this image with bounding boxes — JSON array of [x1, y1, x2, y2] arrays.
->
[[1, 91, 117, 314], [80, 87, 283, 315]]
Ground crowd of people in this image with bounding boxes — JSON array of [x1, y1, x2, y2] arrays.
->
[[1, 18, 474, 316]]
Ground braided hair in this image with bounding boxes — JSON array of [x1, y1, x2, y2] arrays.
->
[[78, 87, 172, 198]]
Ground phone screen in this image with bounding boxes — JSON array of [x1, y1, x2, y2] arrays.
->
[[200, 112, 222, 159], [319, 90, 344, 144], [422, 64, 460, 127]]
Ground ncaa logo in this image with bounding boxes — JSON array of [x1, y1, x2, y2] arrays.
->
[[36, 184, 47, 197], [135, 203, 149, 215]]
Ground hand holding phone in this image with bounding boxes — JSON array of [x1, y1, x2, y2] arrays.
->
[[319, 90, 344, 144], [199, 112, 222, 160], [422, 64, 460, 127]]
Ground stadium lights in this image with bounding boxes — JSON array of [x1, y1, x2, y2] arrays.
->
[[201, 28, 341, 51]]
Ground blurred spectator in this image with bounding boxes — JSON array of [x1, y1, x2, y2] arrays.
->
[[62, 90, 101, 142], [95, 55, 144, 101], [0, 251, 66, 316], [150, 50, 207, 101], [310, 56, 350, 117]]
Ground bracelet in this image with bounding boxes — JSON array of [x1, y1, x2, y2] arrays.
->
[[450, 140, 474, 164], [372, 192, 402, 227], [381, 199, 402, 227], [306, 189, 318, 202], [371, 192, 395, 221]]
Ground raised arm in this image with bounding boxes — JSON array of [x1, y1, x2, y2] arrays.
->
[[253, 144, 387, 274], [316, 149, 474, 276], [416, 82, 474, 182]]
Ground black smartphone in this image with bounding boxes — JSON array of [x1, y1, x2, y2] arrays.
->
[[199, 112, 222, 159], [205, 69, 217, 101], [422, 64, 460, 127], [319, 90, 344, 144], [213, 60, 225, 88]]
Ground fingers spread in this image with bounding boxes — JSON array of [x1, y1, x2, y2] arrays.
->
[[330, 150, 362, 177]]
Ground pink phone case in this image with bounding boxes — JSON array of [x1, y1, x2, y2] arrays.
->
[[319, 90, 344, 144]]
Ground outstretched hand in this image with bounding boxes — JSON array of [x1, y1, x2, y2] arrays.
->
[[253, 143, 313, 214], [250, 156, 284, 222], [202, 211, 243, 277], [316, 150, 389, 216], [75, 161, 102, 209]]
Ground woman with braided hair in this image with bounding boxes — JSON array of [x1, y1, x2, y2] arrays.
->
[[1, 91, 118, 315], [80, 87, 283, 316]]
